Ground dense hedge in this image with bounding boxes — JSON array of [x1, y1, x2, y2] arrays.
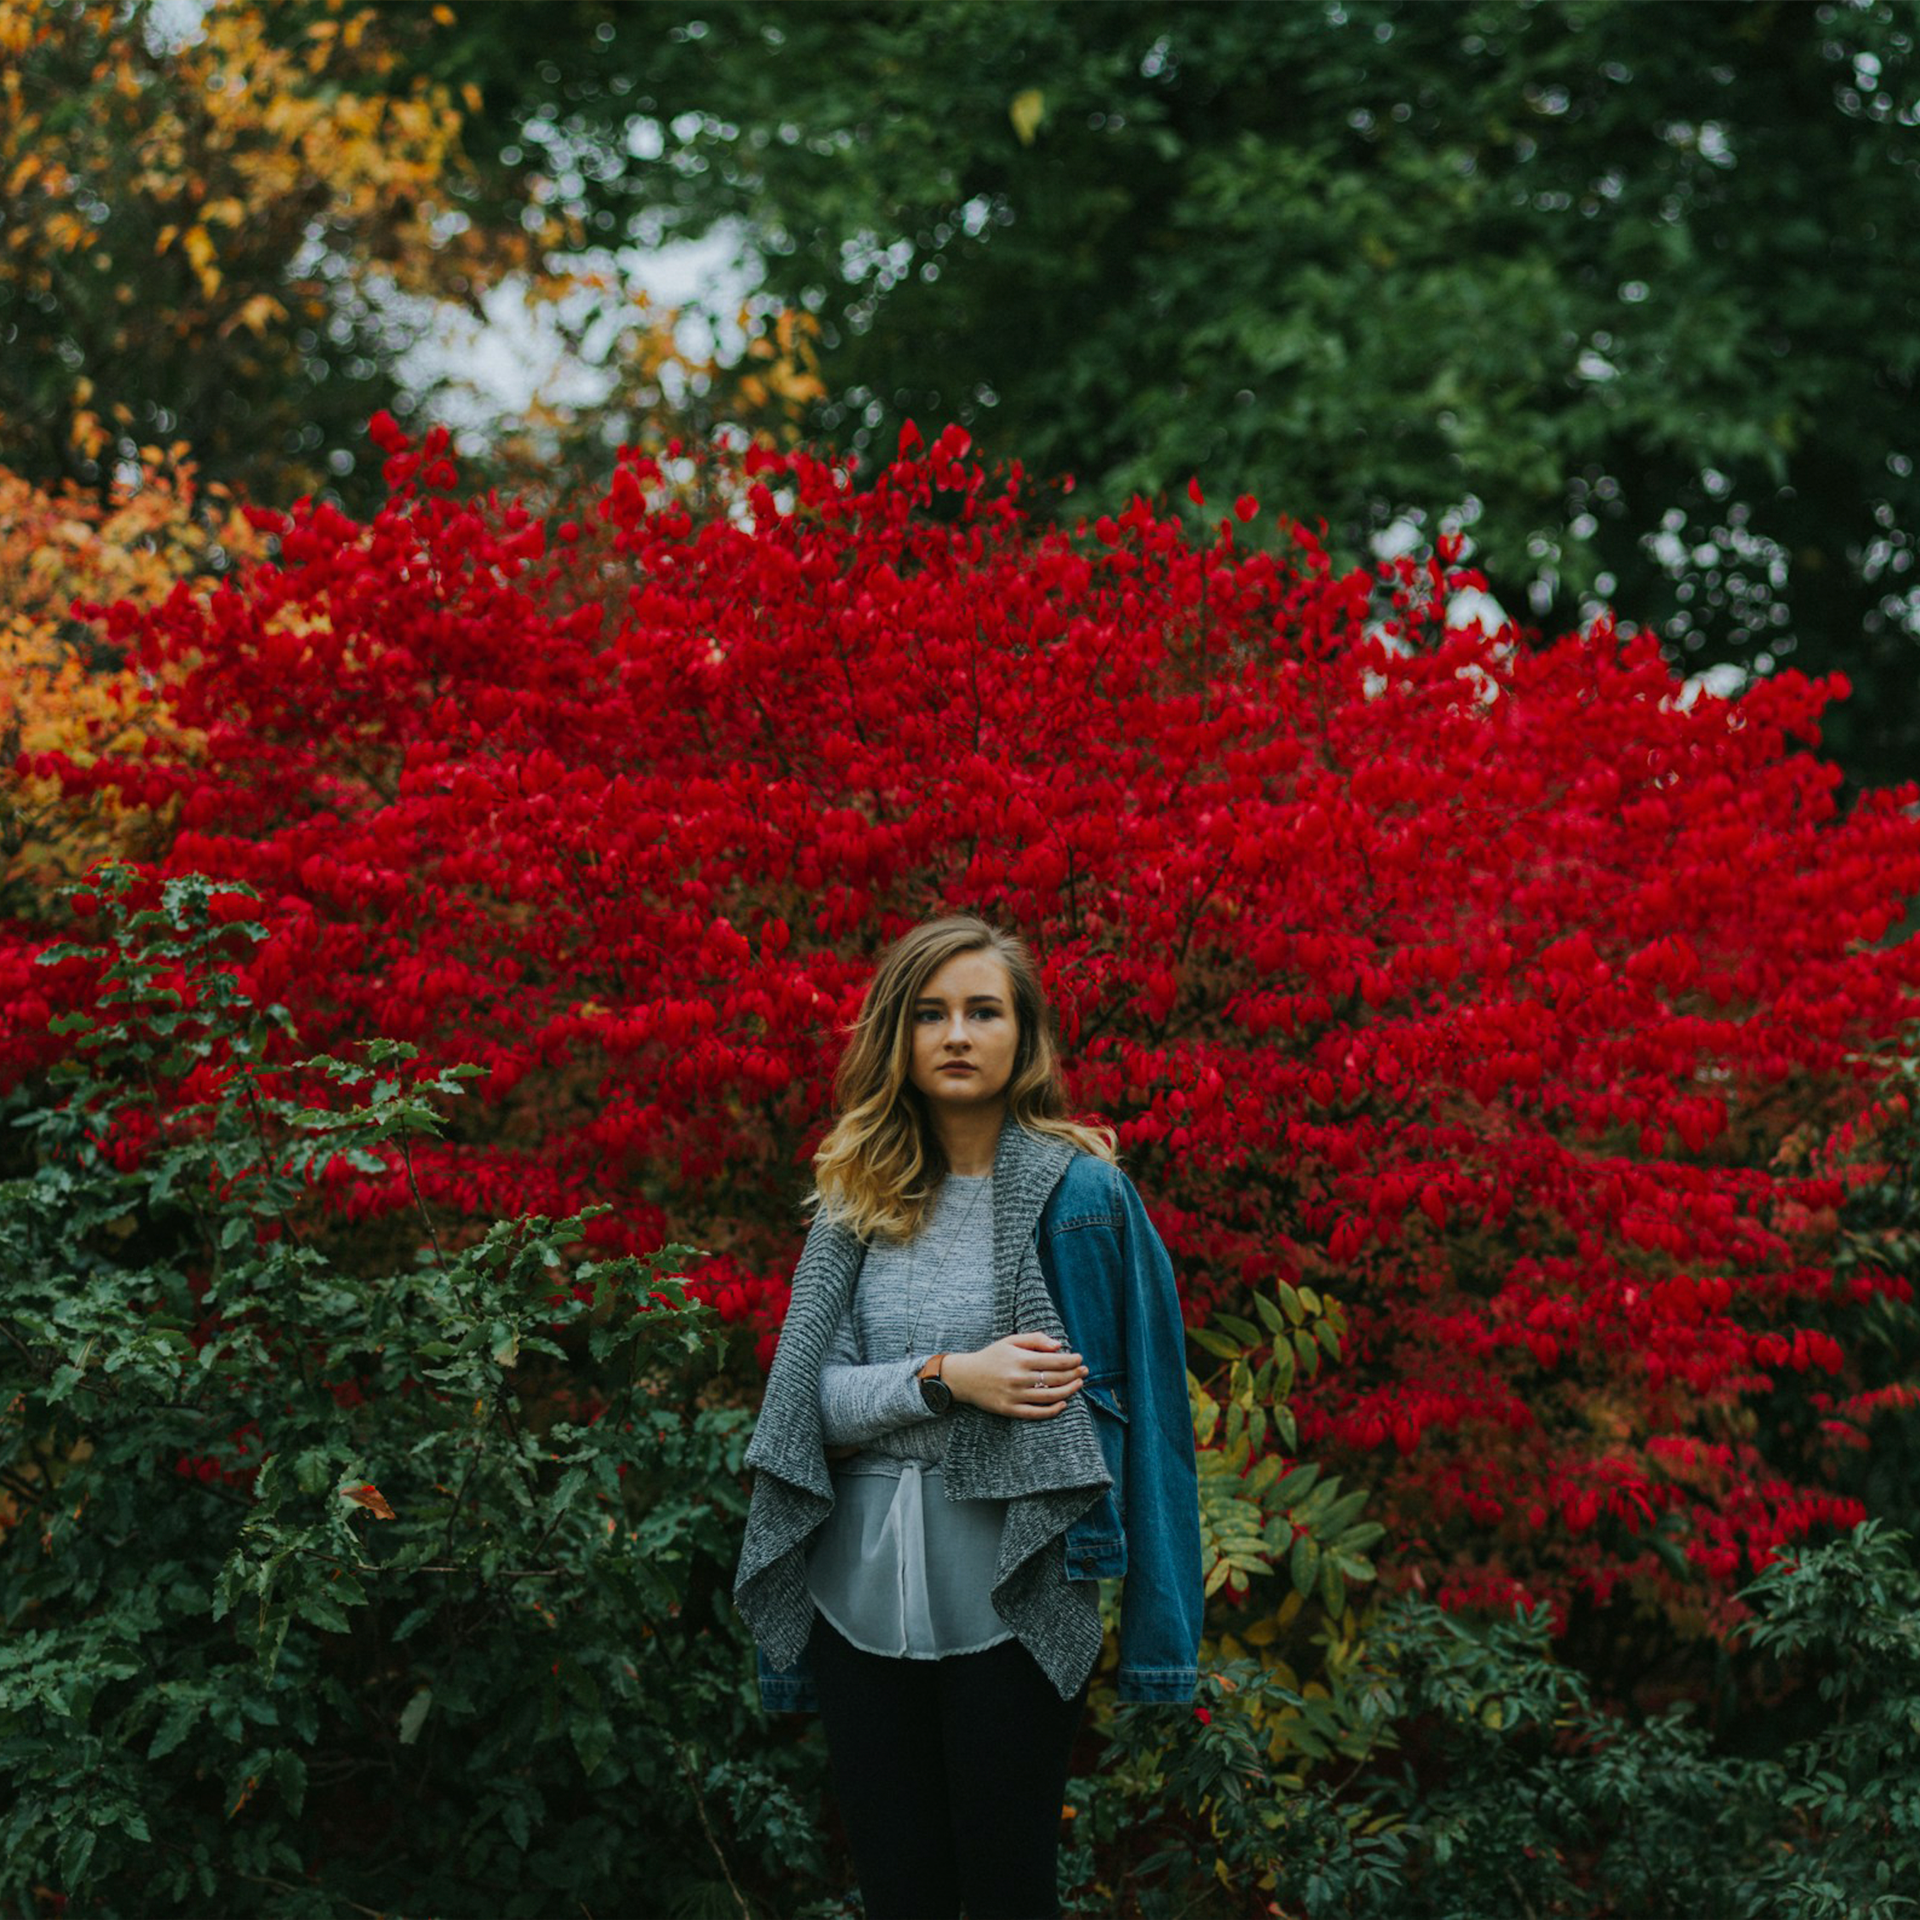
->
[[4, 869, 1920, 1917]]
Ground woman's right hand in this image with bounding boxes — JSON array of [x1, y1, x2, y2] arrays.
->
[[946, 1333, 1088, 1419]]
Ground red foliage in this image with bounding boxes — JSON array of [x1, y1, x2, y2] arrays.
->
[[11, 424, 1920, 1629]]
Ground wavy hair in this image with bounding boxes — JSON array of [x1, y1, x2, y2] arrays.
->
[[804, 914, 1119, 1244]]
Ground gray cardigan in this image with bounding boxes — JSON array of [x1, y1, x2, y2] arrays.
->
[[732, 1118, 1113, 1701]]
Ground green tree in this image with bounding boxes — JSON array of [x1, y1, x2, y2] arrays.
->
[[416, 0, 1920, 789]]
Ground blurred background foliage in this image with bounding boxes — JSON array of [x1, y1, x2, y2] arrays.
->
[[0, 0, 560, 505], [386, 0, 1920, 790], [3, 0, 1915, 782]]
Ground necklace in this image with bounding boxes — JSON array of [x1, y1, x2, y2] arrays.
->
[[902, 1173, 992, 1356]]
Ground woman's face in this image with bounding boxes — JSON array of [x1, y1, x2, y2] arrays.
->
[[906, 949, 1020, 1116]]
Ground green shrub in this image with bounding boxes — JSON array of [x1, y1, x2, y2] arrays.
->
[[1736, 1519, 1920, 1918], [1056, 1516, 1920, 1916], [0, 868, 832, 1919], [1232, 1526, 1920, 1920], [10, 866, 1920, 1920]]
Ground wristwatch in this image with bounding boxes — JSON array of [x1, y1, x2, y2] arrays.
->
[[917, 1351, 954, 1413]]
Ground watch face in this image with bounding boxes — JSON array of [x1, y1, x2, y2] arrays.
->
[[920, 1375, 953, 1413]]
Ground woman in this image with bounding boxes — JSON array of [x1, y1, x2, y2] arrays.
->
[[733, 914, 1205, 1920]]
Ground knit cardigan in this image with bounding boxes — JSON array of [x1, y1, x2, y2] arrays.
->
[[733, 1116, 1113, 1702]]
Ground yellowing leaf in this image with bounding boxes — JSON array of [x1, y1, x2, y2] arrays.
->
[[341, 1481, 396, 1520], [222, 292, 286, 338], [1009, 88, 1045, 147], [44, 210, 93, 252]]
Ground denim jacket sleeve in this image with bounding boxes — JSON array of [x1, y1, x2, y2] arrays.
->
[[1040, 1157, 1206, 1706]]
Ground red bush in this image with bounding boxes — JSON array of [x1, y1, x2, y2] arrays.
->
[[12, 424, 1920, 1627]]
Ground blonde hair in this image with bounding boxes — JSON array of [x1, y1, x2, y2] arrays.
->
[[805, 913, 1119, 1244]]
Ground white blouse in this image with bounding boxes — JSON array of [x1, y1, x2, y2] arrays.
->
[[803, 1172, 1018, 1658]]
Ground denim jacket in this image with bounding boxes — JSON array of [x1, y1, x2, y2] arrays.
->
[[750, 1143, 1205, 1712]]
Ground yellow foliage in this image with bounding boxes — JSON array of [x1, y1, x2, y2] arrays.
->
[[0, 0, 823, 492], [222, 293, 287, 339], [0, 453, 261, 910], [0, 0, 574, 492]]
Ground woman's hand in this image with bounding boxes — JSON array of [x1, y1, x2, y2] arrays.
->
[[945, 1333, 1088, 1419]]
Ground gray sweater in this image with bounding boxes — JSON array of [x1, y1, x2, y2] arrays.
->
[[734, 1119, 1113, 1702], [818, 1170, 997, 1458]]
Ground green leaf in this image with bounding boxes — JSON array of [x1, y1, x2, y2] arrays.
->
[[1320, 1488, 1370, 1537], [570, 1711, 614, 1778], [58, 1824, 96, 1888], [502, 1796, 534, 1852], [393, 1605, 438, 1643], [1290, 1532, 1320, 1596], [1187, 1324, 1240, 1361], [547, 1464, 590, 1525], [148, 1696, 202, 1760], [398, 1687, 433, 1747], [1275, 1463, 1321, 1505], [269, 1747, 307, 1817], [295, 1587, 353, 1634], [1320, 1558, 1346, 1616]]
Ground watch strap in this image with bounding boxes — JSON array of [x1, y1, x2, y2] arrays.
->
[[916, 1351, 952, 1412]]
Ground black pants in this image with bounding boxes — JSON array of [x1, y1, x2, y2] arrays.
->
[[807, 1611, 1090, 1920]]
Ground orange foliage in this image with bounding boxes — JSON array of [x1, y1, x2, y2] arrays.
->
[[1, 452, 261, 910], [0, 0, 578, 494]]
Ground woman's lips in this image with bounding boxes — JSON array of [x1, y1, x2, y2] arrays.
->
[[940, 1065, 976, 1074]]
